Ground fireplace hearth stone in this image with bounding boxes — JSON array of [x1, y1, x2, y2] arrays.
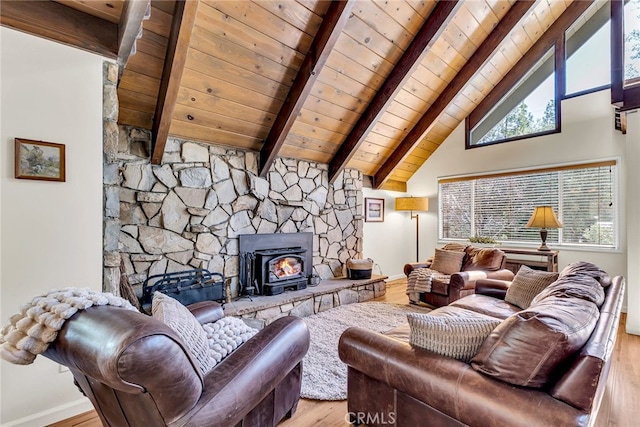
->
[[223, 275, 387, 329]]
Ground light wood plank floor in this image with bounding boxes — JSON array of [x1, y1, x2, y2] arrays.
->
[[50, 279, 639, 427]]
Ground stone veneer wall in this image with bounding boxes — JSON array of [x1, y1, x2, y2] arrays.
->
[[107, 125, 364, 299]]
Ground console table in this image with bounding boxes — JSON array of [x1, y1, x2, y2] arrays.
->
[[501, 248, 559, 273]]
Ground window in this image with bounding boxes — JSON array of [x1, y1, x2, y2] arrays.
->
[[624, 0, 640, 84], [468, 49, 557, 146], [439, 161, 618, 249], [566, 4, 611, 96]]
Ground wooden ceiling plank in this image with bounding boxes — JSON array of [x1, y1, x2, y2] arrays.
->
[[184, 51, 290, 102], [55, 0, 123, 24], [142, 4, 172, 38], [329, 0, 461, 185], [169, 120, 262, 151], [258, 0, 357, 177], [373, 0, 535, 188], [117, 0, 150, 70], [151, 0, 199, 164], [469, 0, 593, 129], [196, 2, 304, 71], [0, 0, 118, 58]]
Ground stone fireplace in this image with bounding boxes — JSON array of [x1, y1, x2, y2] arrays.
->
[[104, 124, 365, 300]]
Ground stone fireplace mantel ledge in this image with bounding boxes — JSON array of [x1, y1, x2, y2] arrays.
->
[[222, 275, 388, 327]]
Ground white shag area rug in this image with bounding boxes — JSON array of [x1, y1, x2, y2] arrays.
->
[[301, 301, 431, 401]]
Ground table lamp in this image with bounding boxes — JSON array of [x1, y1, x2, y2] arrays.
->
[[525, 206, 562, 251]]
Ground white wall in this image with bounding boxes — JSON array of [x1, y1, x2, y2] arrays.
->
[[362, 188, 423, 279], [625, 109, 640, 334], [364, 89, 629, 301], [0, 28, 104, 426]]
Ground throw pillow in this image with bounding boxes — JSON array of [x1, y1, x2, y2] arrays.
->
[[442, 242, 470, 252], [471, 295, 599, 388], [430, 249, 465, 275], [504, 266, 559, 309], [152, 292, 215, 375], [202, 317, 258, 365], [464, 248, 504, 271], [407, 306, 501, 363]]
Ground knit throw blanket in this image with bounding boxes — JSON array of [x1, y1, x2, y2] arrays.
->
[[0, 288, 138, 365], [406, 268, 450, 295]]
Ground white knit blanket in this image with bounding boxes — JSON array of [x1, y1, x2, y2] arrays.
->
[[0, 288, 138, 365], [406, 268, 450, 294]]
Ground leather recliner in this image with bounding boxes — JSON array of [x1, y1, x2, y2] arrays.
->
[[42, 301, 310, 427], [404, 244, 514, 307]]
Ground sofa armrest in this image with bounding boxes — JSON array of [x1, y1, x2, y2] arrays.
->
[[448, 268, 514, 295], [338, 327, 585, 427], [187, 300, 225, 324], [184, 316, 310, 426], [475, 279, 511, 299], [404, 261, 432, 276]]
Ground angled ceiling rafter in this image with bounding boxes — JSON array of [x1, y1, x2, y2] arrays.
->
[[151, 0, 198, 164], [373, 0, 537, 188], [117, 0, 150, 72], [258, 0, 356, 177], [327, 0, 462, 185], [0, 0, 117, 58], [467, 0, 594, 131]]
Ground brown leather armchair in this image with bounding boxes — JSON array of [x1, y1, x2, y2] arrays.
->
[[404, 245, 514, 307], [42, 301, 310, 427]]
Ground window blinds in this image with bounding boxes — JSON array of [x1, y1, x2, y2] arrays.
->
[[439, 161, 617, 247]]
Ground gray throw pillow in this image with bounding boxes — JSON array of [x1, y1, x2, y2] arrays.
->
[[430, 249, 465, 275], [152, 292, 215, 375], [407, 306, 501, 363], [504, 266, 558, 309]]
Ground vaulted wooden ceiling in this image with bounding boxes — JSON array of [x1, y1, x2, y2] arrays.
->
[[1, 0, 602, 191]]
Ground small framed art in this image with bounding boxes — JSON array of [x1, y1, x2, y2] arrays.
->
[[15, 138, 66, 182], [365, 197, 385, 222]]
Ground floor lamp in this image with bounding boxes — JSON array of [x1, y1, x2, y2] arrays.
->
[[395, 197, 429, 262]]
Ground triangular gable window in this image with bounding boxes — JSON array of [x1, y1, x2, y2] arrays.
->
[[468, 48, 557, 147]]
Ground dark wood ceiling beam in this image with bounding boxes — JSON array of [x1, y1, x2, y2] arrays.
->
[[258, 0, 356, 177], [327, 0, 461, 184], [117, 0, 150, 70], [0, 0, 117, 58], [468, 0, 593, 130], [373, 1, 535, 188], [151, 0, 199, 164]]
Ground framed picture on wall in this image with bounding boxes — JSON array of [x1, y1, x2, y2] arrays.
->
[[14, 138, 66, 182], [365, 198, 385, 222]]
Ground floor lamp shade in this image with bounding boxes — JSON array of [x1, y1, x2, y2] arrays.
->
[[395, 197, 429, 262], [526, 206, 562, 251], [395, 197, 429, 212]]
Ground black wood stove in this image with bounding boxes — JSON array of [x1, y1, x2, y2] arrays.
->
[[239, 233, 312, 296]]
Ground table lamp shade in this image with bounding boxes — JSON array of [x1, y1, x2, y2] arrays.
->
[[395, 197, 429, 212], [526, 206, 563, 229]]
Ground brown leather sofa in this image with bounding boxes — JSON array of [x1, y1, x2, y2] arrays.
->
[[404, 244, 514, 307], [339, 271, 624, 427], [42, 301, 310, 427]]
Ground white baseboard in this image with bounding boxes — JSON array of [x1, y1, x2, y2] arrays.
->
[[385, 273, 405, 281], [1, 398, 93, 427]]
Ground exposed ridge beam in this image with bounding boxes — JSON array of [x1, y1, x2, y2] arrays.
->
[[374, 0, 535, 188], [327, 0, 461, 184], [151, 0, 199, 164], [468, 0, 594, 131], [117, 0, 150, 71], [0, 0, 117, 58], [258, 0, 356, 177]]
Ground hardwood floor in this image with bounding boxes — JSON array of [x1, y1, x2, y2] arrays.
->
[[50, 279, 639, 427]]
